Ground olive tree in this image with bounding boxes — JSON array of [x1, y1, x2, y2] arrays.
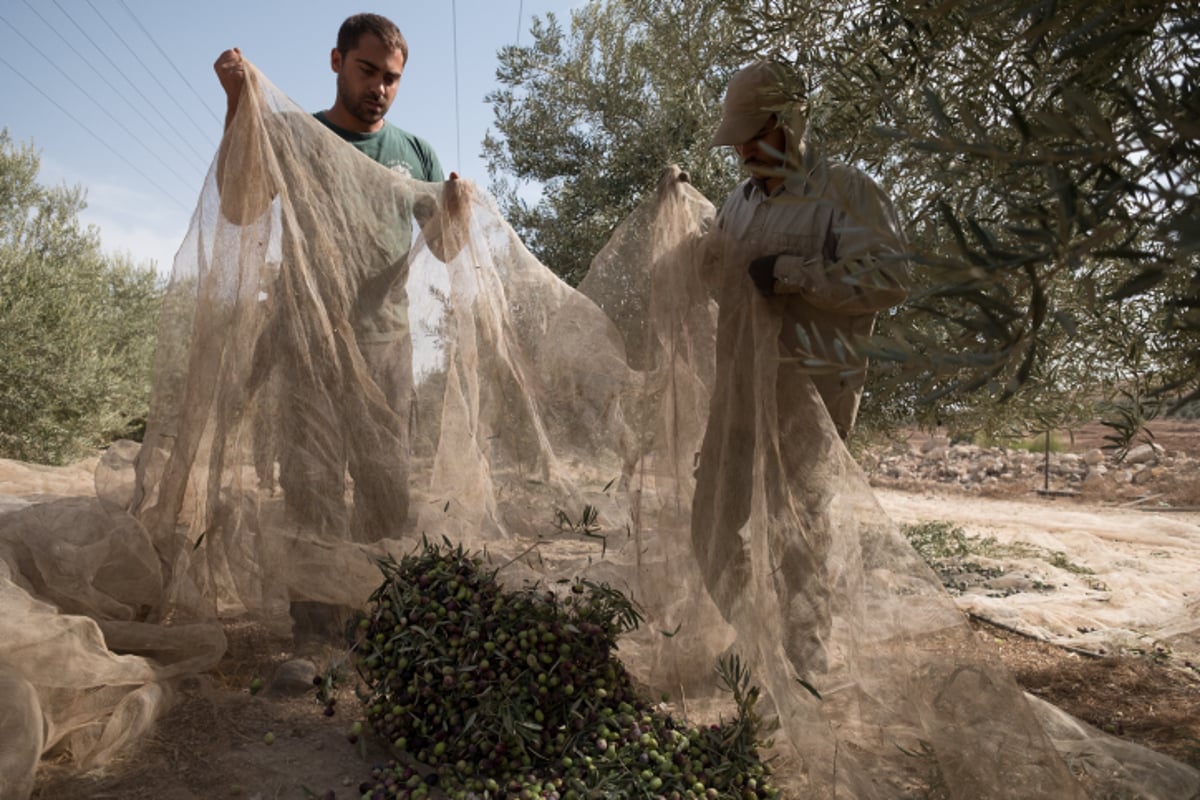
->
[[729, 0, 1200, 439], [485, 0, 1199, 438], [0, 130, 162, 464], [483, 0, 743, 284]]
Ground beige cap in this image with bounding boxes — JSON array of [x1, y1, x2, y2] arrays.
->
[[711, 61, 794, 146]]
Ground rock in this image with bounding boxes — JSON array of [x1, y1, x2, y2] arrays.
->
[[920, 436, 950, 454], [1125, 443, 1160, 465], [1131, 466, 1155, 486], [864, 432, 1192, 496], [923, 445, 949, 461], [96, 440, 141, 508], [987, 574, 1041, 593], [265, 658, 318, 697]]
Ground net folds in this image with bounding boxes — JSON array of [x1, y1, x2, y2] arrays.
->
[[1, 65, 1195, 800]]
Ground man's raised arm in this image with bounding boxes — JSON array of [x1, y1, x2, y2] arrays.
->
[[213, 48, 275, 225]]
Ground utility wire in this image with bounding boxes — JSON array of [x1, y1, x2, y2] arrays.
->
[[517, 0, 523, 46], [0, 13, 203, 195], [82, 0, 217, 155], [452, 0, 462, 170], [21, 0, 211, 173], [48, 0, 211, 175], [0, 54, 192, 213], [86, 0, 219, 150], [117, 0, 224, 128]]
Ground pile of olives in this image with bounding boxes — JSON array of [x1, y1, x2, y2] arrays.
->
[[345, 538, 779, 800]]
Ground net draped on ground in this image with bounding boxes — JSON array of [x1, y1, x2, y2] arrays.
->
[[1, 64, 1196, 800]]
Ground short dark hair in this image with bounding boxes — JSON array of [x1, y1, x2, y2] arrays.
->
[[336, 13, 408, 63]]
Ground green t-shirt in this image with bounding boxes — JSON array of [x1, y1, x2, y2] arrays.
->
[[313, 111, 444, 182]]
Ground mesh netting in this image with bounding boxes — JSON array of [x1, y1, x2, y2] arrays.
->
[[1, 64, 1197, 799]]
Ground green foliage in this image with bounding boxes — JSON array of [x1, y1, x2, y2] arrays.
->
[[736, 0, 1200, 432], [488, 0, 1199, 434], [0, 130, 162, 464], [347, 537, 778, 799], [1171, 399, 1200, 421], [902, 520, 975, 563], [1097, 387, 1161, 461], [902, 520, 1099, 597], [970, 430, 1067, 454], [1092, 336, 1167, 459], [484, 1, 743, 284]]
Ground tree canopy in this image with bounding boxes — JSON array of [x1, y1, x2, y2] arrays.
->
[[0, 129, 162, 464], [483, 2, 743, 284], [485, 0, 1199, 439]]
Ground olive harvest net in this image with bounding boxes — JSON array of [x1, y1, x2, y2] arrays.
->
[[1, 64, 1197, 800]]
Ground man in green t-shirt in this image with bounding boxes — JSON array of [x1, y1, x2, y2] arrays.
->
[[214, 11, 463, 545], [216, 13, 442, 181], [211, 13, 468, 650]]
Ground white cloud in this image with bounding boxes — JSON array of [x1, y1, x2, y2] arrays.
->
[[39, 155, 197, 276], [81, 202, 190, 277]]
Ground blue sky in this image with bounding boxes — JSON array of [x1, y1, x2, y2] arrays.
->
[[0, 0, 586, 273]]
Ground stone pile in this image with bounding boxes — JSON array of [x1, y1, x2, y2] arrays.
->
[[861, 437, 1193, 499]]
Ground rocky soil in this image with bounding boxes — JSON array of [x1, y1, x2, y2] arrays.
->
[[860, 419, 1200, 508], [26, 419, 1200, 799]]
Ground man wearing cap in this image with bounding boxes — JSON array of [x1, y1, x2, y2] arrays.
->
[[687, 62, 911, 674], [709, 60, 909, 439]]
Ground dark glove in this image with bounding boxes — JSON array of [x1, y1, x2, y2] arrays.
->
[[747, 254, 780, 296]]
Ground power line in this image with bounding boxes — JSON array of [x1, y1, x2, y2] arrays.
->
[[117, 0, 224, 129], [47, 0, 211, 173], [0, 54, 192, 213], [517, 0, 524, 46], [86, 0, 220, 148], [0, 13, 202, 198], [452, 0, 462, 170], [20, 0, 211, 173]]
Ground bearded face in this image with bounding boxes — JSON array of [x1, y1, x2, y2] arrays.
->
[[329, 32, 405, 132]]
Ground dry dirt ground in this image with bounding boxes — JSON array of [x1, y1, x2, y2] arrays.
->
[[872, 417, 1200, 780], [1064, 418, 1200, 462], [29, 420, 1200, 799]]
